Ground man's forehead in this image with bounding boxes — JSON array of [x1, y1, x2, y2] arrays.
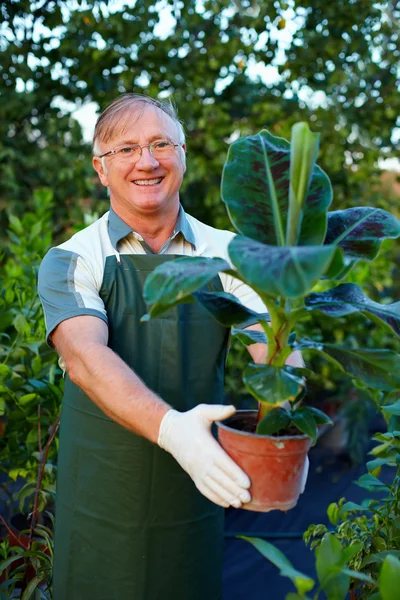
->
[[103, 105, 178, 147]]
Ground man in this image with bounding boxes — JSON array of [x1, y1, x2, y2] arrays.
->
[[38, 94, 304, 600]]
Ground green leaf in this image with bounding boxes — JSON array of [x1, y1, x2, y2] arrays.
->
[[362, 551, 400, 568], [341, 542, 364, 564], [341, 500, 373, 513], [9, 468, 28, 481], [231, 328, 268, 345], [325, 207, 400, 262], [367, 458, 394, 474], [142, 256, 231, 318], [316, 534, 349, 600], [243, 364, 303, 406], [18, 393, 38, 406], [380, 555, 400, 600], [221, 128, 332, 246], [296, 340, 400, 391], [340, 568, 375, 585], [291, 408, 318, 442], [228, 236, 342, 299], [13, 314, 30, 336], [287, 122, 321, 245], [0, 553, 26, 575], [356, 473, 389, 491], [382, 401, 400, 416], [304, 406, 333, 425], [305, 283, 400, 337], [193, 290, 263, 327], [21, 573, 46, 600], [239, 536, 315, 595], [327, 502, 341, 526], [0, 364, 11, 381], [256, 407, 291, 435], [8, 214, 23, 235]]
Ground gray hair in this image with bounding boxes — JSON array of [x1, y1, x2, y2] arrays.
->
[[92, 93, 186, 156]]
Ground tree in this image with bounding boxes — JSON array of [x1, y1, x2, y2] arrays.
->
[[0, 0, 399, 234]]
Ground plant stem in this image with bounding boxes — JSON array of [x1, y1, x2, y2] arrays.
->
[[20, 412, 60, 595]]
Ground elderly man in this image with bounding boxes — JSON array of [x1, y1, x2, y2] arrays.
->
[[38, 94, 303, 600]]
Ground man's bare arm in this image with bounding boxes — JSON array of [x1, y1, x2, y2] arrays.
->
[[52, 315, 170, 444]]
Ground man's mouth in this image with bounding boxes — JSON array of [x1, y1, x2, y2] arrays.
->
[[132, 177, 163, 186]]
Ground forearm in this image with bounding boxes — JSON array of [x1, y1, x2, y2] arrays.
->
[[67, 342, 170, 444]]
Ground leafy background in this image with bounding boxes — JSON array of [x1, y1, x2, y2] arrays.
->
[[0, 0, 400, 595]]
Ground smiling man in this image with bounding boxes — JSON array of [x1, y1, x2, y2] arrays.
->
[[38, 94, 295, 600]]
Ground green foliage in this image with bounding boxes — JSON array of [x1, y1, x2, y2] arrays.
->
[[0, 189, 61, 513], [0, 189, 61, 597], [239, 535, 314, 596], [304, 413, 400, 598], [1, 0, 399, 236], [241, 532, 375, 599], [0, 514, 54, 599]]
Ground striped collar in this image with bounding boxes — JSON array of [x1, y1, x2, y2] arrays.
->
[[108, 205, 196, 251]]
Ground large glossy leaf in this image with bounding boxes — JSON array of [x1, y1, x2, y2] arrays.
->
[[243, 364, 303, 405], [380, 555, 400, 600], [325, 208, 400, 261], [296, 340, 400, 391], [239, 536, 315, 595], [287, 123, 320, 245], [231, 328, 268, 345], [256, 407, 291, 435], [221, 128, 332, 246], [142, 256, 231, 318], [229, 235, 341, 298], [316, 534, 349, 600], [193, 290, 262, 327], [291, 407, 318, 442], [305, 283, 400, 337]]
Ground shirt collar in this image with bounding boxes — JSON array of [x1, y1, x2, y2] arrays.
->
[[108, 205, 196, 250]]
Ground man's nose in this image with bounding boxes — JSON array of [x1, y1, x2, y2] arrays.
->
[[135, 146, 159, 168]]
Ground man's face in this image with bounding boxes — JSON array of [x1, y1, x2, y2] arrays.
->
[[93, 105, 186, 218]]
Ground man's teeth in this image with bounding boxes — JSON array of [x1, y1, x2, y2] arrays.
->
[[133, 178, 162, 186]]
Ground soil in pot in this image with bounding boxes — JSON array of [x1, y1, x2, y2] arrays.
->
[[217, 410, 312, 512]]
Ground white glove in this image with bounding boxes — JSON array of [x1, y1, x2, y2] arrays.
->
[[158, 404, 252, 508]]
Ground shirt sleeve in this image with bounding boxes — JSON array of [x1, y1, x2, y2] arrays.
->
[[226, 276, 269, 325], [38, 247, 108, 344]]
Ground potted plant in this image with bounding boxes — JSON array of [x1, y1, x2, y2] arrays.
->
[[142, 123, 400, 511]]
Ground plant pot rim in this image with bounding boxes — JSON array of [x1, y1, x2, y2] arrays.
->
[[217, 408, 311, 441]]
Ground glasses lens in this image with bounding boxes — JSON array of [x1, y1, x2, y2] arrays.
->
[[152, 141, 175, 159], [115, 145, 141, 161]]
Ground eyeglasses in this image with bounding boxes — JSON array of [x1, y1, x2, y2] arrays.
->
[[98, 140, 183, 162]]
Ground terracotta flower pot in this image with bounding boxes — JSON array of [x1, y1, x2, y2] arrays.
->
[[217, 409, 312, 512]]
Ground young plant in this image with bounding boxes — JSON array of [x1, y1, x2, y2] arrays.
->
[[0, 189, 61, 598], [240, 532, 400, 599], [304, 390, 400, 598], [142, 124, 400, 441]]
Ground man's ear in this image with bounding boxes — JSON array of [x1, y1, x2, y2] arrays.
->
[[92, 156, 109, 187]]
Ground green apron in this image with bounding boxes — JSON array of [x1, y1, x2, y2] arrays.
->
[[52, 254, 230, 600]]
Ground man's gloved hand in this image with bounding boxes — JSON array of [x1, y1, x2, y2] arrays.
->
[[158, 404, 251, 508]]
